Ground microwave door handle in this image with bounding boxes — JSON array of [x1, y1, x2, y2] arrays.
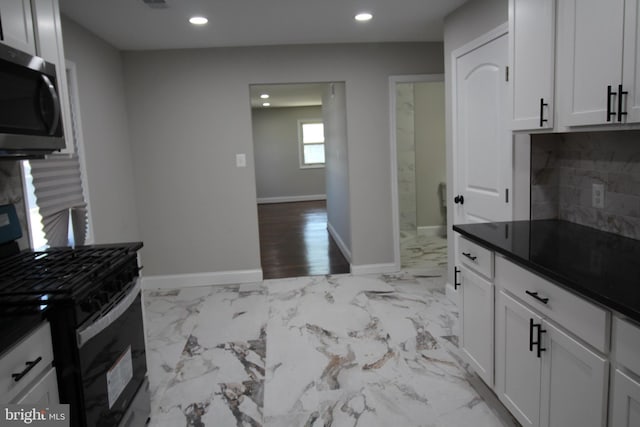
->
[[40, 75, 60, 135]]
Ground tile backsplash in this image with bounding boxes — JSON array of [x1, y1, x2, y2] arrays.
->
[[0, 161, 30, 248], [531, 130, 640, 239]]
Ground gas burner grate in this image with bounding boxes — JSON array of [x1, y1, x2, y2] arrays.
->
[[0, 244, 141, 304]]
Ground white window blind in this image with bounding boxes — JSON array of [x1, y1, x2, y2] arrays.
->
[[25, 60, 89, 248], [29, 155, 87, 247]]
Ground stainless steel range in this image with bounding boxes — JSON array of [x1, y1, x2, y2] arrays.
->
[[0, 204, 149, 426]]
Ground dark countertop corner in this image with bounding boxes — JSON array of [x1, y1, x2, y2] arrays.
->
[[453, 219, 640, 324]]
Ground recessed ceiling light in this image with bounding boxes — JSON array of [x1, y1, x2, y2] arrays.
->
[[260, 94, 270, 99], [189, 16, 208, 25], [355, 12, 373, 22], [262, 102, 271, 107]]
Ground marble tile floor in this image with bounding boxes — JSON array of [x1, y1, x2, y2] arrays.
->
[[143, 272, 519, 427], [400, 231, 448, 273]]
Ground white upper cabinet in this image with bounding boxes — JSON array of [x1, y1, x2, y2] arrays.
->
[[0, 0, 36, 54], [623, 0, 640, 123], [509, 0, 556, 131], [557, 0, 640, 126]]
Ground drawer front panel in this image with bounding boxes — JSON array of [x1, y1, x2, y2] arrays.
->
[[458, 236, 494, 279], [615, 317, 640, 375], [495, 255, 609, 352], [0, 322, 54, 403]]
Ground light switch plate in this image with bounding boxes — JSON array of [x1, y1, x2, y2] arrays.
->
[[236, 153, 246, 168]]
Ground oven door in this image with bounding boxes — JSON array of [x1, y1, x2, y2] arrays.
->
[[76, 279, 148, 427]]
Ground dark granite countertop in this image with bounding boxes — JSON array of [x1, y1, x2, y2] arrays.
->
[[453, 219, 640, 324], [0, 313, 45, 356]]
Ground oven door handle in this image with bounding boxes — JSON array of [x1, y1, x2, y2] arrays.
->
[[76, 277, 142, 348]]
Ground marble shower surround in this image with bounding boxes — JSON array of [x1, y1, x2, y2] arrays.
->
[[397, 83, 417, 232], [143, 274, 518, 427], [531, 130, 640, 239]]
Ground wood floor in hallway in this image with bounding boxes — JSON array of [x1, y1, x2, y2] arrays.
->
[[257, 200, 350, 280]]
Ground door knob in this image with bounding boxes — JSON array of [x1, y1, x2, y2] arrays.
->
[[454, 195, 464, 205]]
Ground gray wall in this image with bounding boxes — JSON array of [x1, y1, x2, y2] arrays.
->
[[415, 81, 446, 228], [122, 43, 443, 276], [531, 131, 640, 239], [61, 17, 140, 244], [323, 82, 351, 260], [252, 105, 325, 201], [444, 0, 508, 286]]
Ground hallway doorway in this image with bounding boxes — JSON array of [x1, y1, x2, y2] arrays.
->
[[258, 201, 350, 279]]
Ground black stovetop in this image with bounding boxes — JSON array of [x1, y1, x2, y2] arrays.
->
[[0, 242, 143, 311]]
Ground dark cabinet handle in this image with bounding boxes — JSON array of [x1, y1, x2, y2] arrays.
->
[[529, 318, 535, 352], [12, 357, 42, 382], [454, 266, 461, 290], [529, 319, 547, 358], [607, 85, 616, 122], [454, 195, 464, 205], [462, 252, 477, 261], [525, 290, 549, 304], [0, 10, 4, 41], [539, 98, 548, 127], [618, 84, 628, 122]]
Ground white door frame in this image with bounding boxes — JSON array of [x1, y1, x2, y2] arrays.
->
[[389, 74, 444, 271]]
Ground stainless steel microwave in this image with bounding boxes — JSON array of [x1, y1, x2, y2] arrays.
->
[[0, 43, 65, 158]]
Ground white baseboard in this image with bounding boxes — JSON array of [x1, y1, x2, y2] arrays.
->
[[350, 263, 398, 275], [417, 225, 446, 237], [141, 269, 263, 290], [327, 222, 352, 263], [257, 194, 326, 204]]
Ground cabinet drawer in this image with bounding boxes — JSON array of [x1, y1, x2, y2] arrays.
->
[[458, 235, 494, 279], [0, 322, 54, 403], [495, 255, 609, 352], [614, 317, 640, 375]]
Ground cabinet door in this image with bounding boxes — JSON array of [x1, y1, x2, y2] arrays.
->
[[0, 0, 36, 54], [509, 0, 555, 130], [460, 266, 494, 387], [540, 321, 608, 427], [13, 368, 59, 405], [557, 0, 625, 126], [495, 290, 542, 427], [623, 0, 640, 123], [611, 369, 640, 427]]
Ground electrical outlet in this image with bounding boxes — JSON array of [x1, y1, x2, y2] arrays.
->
[[236, 153, 246, 168], [592, 183, 605, 209]]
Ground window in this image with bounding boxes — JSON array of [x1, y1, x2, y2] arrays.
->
[[299, 120, 325, 168], [22, 60, 91, 249]]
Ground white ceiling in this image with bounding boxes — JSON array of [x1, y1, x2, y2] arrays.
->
[[59, 0, 468, 51]]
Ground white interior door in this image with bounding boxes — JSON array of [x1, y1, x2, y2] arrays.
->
[[454, 31, 512, 224]]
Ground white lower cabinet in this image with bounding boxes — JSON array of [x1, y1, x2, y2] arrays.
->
[[611, 317, 640, 427], [496, 289, 542, 427], [496, 289, 608, 427], [13, 367, 58, 405], [611, 369, 640, 427], [460, 266, 494, 387], [540, 321, 608, 427]]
